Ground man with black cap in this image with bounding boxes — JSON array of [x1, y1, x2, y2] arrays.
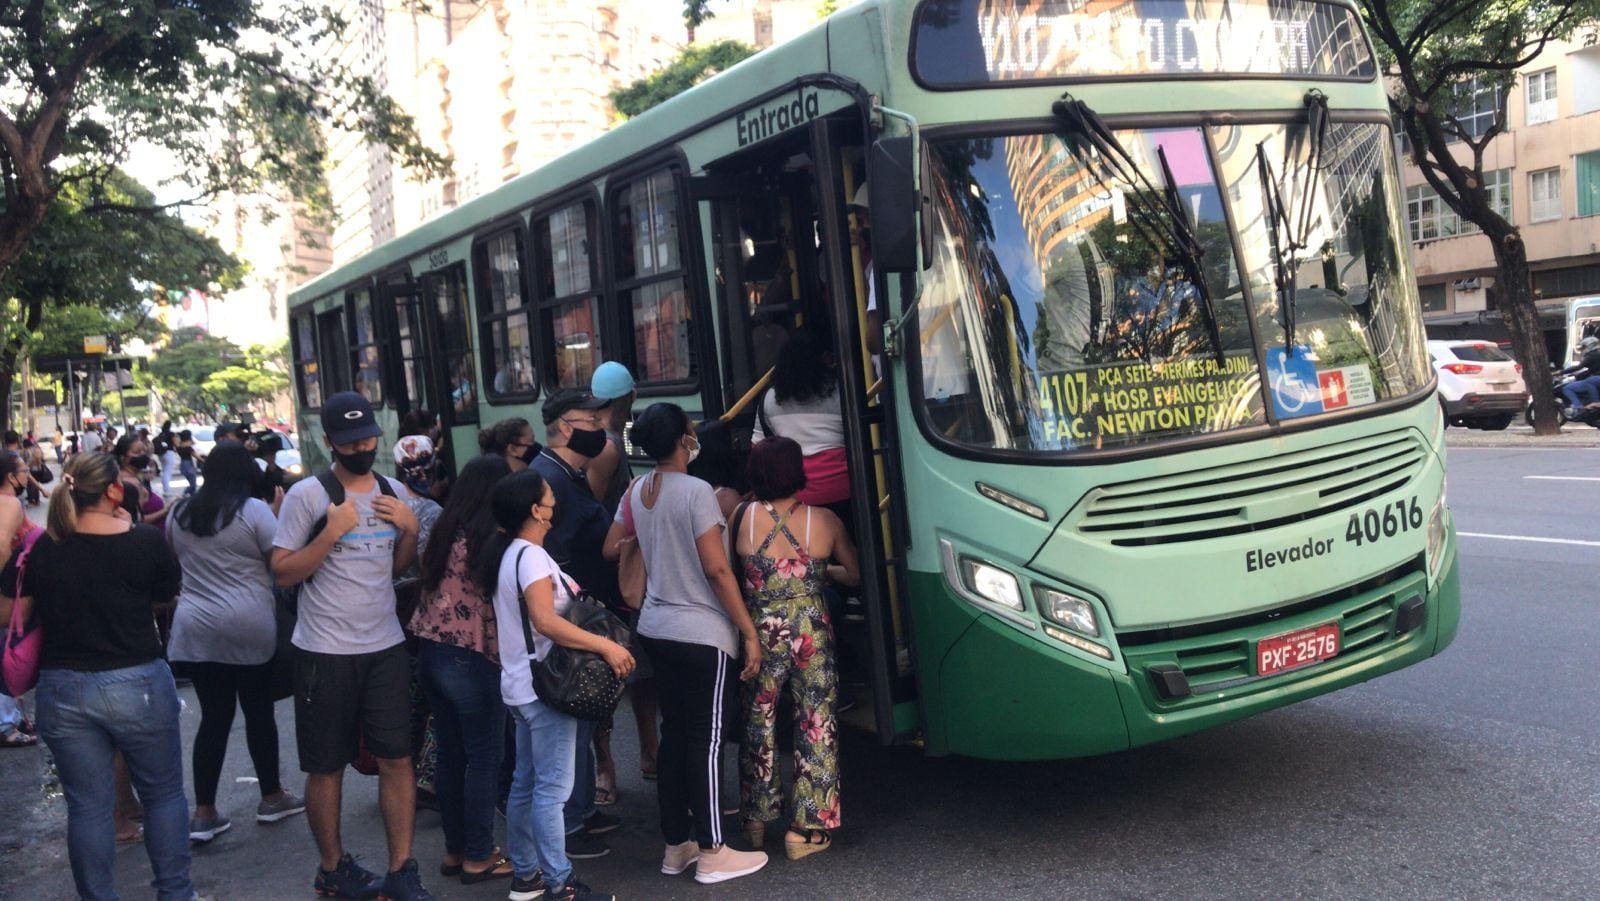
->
[[531, 387, 623, 857], [270, 391, 429, 900]]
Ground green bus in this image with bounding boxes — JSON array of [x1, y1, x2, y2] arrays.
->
[[287, 0, 1458, 761]]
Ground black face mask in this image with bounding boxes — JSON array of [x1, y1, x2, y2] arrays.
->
[[566, 426, 607, 460], [334, 447, 378, 476], [519, 443, 539, 465], [129, 455, 151, 470]]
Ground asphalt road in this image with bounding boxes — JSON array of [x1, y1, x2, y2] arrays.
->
[[3, 441, 1598, 900]]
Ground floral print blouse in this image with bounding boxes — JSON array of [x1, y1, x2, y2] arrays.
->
[[409, 533, 498, 663]]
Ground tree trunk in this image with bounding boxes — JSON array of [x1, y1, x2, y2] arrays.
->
[[0, 343, 15, 433], [1490, 232, 1559, 435]]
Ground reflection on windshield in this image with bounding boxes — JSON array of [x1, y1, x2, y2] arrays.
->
[[920, 129, 1261, 451], [918, 121, 1431, 455]]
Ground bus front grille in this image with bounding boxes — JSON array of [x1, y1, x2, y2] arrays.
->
[[1074, 429, 1428, 547]]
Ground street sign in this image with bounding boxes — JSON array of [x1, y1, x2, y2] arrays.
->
[[83, 335, 107, 354]]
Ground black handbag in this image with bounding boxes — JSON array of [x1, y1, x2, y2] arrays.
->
[[515, 549, 631, 722]]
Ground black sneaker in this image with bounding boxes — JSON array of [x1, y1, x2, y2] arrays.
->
[[582, 810, 621, 835], [314, 853, 383, 899], [508, 872, 547, 901], [564, 830, 611, 860], [377, 859, 432, 901], [551, 879, 614, 901]]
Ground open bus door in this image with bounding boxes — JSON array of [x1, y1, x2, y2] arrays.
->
[[696, 114, 919, 745]]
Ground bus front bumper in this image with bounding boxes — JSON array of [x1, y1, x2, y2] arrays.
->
[[919, 530, 1460, 761]]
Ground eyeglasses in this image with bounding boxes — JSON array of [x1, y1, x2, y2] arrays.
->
[[560, 416, 601, 429]]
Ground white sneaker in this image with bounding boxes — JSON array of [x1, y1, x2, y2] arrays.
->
[[661, 840, 699, 876], [692, 844, 768, 884]]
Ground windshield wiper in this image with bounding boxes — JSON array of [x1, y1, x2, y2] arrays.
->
[[1254, 90, 1331, 355], [1052, 94, 1226, 364]]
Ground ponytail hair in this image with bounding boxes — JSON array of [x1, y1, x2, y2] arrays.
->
[[477, 417, 530, 457], [474, 468, 549, 593], [47, 452, 121, 541]]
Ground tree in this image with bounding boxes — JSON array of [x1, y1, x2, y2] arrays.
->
[[1, 169, 240, 428], [1355, 0, 1600, 433], [684, 1, 715, 33], [611, 40, 759, 118], [0, 2, 448, 421], [147, 327, 248, 421]]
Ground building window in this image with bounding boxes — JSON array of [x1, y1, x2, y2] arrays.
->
[[1418, 283, 1447, 313], [1529, 168, 1563, 223], [1482, 168, 1513, 224], [1448, 77, 1503, 141], [1525, 68, 1557, 125], [1578, 150, 1600, 218], [613, 168, 694, 385], [535, 201, 603, 389], [1533, 264, 1600, 299], [1406, 184, 1460, 242], [422, 264, 479, 424], [473, 228, 537, 400], [292, 311, 322, 409], [348, 288, 384, 406]]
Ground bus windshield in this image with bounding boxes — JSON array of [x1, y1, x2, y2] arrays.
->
[[915, 120, 1432, 454]]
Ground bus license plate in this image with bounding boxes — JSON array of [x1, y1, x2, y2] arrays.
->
[[1256, 623, 1340, 677]]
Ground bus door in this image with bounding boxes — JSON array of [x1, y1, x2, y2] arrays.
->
[[699, 120, 918, 745], [416, 263, 479, 472], [380, 278, 434, 417]]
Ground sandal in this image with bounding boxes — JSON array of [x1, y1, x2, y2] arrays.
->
[[784, 829, 831, 861], [459, 849, 514, 884], [115, 825, 144, 845], [439, 861, 463, 878], [593, 785, 618, 807], [0, 730, 39, 748]]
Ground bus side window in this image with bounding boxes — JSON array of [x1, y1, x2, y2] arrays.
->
[[613, 168, 695, 385], [292, 310, 322, 410], [348, 287, 385, 407], [316, 306, 352, 397], [474, 227, 538, 400], [534, 200, 604, 389], [423, 264, 479, 424]]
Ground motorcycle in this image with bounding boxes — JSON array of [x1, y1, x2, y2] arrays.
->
[[1526, 366, 1600, 428]]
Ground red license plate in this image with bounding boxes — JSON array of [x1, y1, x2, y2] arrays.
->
[[1256, 623, 1340, 677]]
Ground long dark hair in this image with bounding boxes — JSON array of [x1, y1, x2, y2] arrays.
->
[[176, 442, 260, 537], [773, 329, 837, 404], [422, 455, 512, 593], [474, 468, 549, 593]]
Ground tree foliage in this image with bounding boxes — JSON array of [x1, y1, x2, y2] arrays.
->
[[1355, 0, 1600, 432], [610, 40, 759, 118]]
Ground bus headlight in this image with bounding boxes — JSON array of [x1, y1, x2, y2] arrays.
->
[[1426, 494, 1448, 580], [959, 558, 1023, 611], [1035, 587, 1099, 637]]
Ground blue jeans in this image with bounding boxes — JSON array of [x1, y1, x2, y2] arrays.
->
[[417, 639, 505, 860], [506, 699, 576, 892], [563, 718, 597, 834], [1561, 374, 1600, 408], [0, 690, 21, 734], [35, 659, 193, 901], [179, 459, 197, 496]]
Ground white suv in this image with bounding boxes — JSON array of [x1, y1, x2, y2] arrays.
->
[[1428, 339, 1527, 430]]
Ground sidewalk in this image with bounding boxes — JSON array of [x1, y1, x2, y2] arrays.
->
[[1443, 425, 1600, 448]]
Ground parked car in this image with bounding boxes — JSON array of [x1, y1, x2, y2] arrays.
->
[[1428, 339, 1527, 430], [190, 426, 216, 461], [272, 431, 303, 479]]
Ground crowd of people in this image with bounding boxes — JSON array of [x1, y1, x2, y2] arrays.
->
[[0, 344, 863, 901]]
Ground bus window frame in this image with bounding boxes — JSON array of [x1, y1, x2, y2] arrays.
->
[[904, 0, 1380, 93], [315, 304, 353, 399], [290, 306, 322, 411], [418, 261, 481, 427], [603, 153, 709, 398], [345, 282, 387, 408], [904, 110, 1437, 468], [471, 217, 540, 404], [528, 185, 608, 394]]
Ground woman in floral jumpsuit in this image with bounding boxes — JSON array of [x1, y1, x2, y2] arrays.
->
[[735, 437, 860, 859]]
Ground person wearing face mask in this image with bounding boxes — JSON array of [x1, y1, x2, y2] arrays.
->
[[479, 417, 539, 473], [529, 388, 623, 858], [269, 391, 429, 901], [115, 434, 167, 527], [393, 435, 443, 561]]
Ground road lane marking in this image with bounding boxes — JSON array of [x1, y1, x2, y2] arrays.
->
[[1458, 531, 1600, 548], [1523, 476, 1600, 482]]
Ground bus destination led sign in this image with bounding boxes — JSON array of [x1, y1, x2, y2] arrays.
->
[[912, 0, 1376, 86]]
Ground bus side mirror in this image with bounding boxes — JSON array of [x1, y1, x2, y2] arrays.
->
[[868, 136, 918, 274]]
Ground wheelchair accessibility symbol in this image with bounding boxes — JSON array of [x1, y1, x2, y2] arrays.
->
[[1265, 345, 1324, 419]]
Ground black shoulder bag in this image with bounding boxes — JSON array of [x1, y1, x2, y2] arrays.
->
[[515, 548, 632, 721]]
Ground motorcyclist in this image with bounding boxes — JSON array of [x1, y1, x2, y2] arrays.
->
[[1560, 336, 1600, 417]]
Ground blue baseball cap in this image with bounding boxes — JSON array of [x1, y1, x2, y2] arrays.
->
[[590, 361, 636, 401]]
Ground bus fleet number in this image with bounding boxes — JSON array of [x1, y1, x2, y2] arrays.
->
[[1344, 497, 1423, 547]]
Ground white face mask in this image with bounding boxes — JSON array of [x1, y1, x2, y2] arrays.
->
[[685, 436, 701, 465]]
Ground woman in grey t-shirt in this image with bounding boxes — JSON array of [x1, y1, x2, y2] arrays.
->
[[167, 443, 303, 840], [603, 403, 767, 884]]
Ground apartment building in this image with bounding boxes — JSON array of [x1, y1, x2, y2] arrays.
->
[[1404, 32, 1600, 353], [325, 0, 683, 267]]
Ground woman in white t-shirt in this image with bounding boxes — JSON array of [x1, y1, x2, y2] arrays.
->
[[482, 468, 632, 901]]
